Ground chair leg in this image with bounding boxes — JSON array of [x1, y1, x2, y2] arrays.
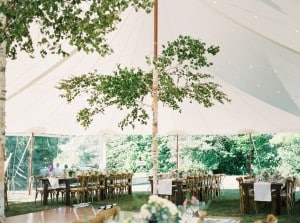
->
[[35, 193, 38, 204]]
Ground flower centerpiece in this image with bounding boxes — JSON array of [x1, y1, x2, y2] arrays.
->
[[183, 193, 198, 209], [140, 195, 181, 223], [261, 170, 270, 182], [183, 193, 208, 223]]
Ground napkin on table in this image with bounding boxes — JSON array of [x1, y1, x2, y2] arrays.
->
[[48, 176, 59, 189], [254, 182, 271, 201], [158, 179, 172, 195]]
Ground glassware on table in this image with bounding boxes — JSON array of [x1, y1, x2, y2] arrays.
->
[[177, 205, 186, 216], [131, 212, 146, 223], [191, 200, 200, 217], [198, 201, 206, 220], [184, 208, 193, 220], [198, 201, 206, 211]]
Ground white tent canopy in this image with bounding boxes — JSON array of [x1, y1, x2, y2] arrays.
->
[[5, 0, 300, 136]]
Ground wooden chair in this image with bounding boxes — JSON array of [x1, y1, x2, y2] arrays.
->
[[71, 206, 120, 223], [114, 173, 124, 196], [126, 173, 133, 195], [202, 174, 211, 201], [120, 173, 129, 196], [279, 177, 294, 214], [236, 177, 245, 213], [97, 173, 107, 200], [170, 180, 178, 204], [214, 174, 224, 197], [48, 176, 65, 203], [88, 174, 99, 202], [236, 177, 255, 214], [70, 175, 89, 204], [34, 175, 56, 204], [291, 176, 297, 208], [182, 176, 196, 199], [197, 174, 207, 201], [55, 183, 66, 203], [106, 174, 118, 198], [207, 174, 218, 199]]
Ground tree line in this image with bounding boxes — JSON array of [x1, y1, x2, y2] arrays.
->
[[5, 133, 300, 190]]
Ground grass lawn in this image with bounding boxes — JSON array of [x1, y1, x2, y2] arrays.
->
[[5, 189, 300, 223]]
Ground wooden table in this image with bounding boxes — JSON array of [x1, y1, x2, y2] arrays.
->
[[241, 181, 283, 215], [42, 175, 132, 205], [42, 177, 78, 206], [148, 177, 184, 205]]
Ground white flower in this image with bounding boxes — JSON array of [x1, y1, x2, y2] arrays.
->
[[140, 204, 151, 219], [166, 200, 178, 215], [149, 195, 161, 204], [142, 195, 180, 222]]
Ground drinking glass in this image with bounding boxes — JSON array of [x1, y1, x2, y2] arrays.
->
[[191, 200, 200, 217], [198, 201, 206, 218], [198, 201, 206, 211], [184, 208, 193, 220], [177, 205, 186, 216]]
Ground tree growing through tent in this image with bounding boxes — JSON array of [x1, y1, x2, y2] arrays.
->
[[57, 1, 231, 194], [0, 0, 153, 218]]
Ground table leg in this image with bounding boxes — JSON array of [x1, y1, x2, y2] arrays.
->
[[243, 185, 250, 214], [43, 182, 48, 205], [176, 183, 183, 205], [65, 180, 71, 206], [128, 184, 132, 195], [150, 180, 153, 194], [275, 185, 281, 215], [127, 177, 132, 195]]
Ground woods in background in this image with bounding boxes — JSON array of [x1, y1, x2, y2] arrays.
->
[[5, 133, 300, 190]]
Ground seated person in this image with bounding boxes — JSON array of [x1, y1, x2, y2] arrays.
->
[[48, 163, 63, 176]]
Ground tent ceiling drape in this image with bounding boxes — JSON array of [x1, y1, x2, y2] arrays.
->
[[5, 0, 300, 136]]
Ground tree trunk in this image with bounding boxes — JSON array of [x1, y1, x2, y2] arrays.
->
[[0, 7, 6, 221], [0, 0, 7, 218], [152, 68, 159, 195], [151, 0, 158, 195]]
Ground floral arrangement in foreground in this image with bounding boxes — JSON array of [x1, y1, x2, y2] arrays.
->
[[140, 195, 181, 223], [183, 194, 198, 209], [254, 214, 278, 223], [182, 193, 210, 223]]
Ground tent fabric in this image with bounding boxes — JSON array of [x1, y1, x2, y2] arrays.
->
[[5, 0, 300, 136]]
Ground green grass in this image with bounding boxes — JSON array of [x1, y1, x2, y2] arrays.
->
[[5, 190, 300, 223]]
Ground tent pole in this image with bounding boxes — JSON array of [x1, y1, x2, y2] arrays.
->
[[28, 133, 34, 195], [248, 133, 254, 176], [176, 134, 179, 170], [98, 133, 107, 171]]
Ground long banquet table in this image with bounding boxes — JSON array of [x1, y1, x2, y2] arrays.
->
[[41, 174, 133, 206], [241, 181, 283, 215]]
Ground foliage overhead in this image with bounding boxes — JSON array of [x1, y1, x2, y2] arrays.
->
[[0, 0, 153, 59], [57, 35, 231, 129]]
